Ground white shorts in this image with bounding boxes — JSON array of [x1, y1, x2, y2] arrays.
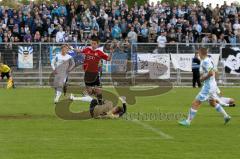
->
[[196, 85, 216, 102]]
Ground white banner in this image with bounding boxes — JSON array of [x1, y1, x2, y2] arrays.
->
[[171, 54, 220, 72], [18, 46, 33, 68], [137, 54, 170, 79], [222, 47, 240, 75]]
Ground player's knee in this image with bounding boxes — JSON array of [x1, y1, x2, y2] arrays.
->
[[209, 99, 216, 107], [192, 100, 200, 107]]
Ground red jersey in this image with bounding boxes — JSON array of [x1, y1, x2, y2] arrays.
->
[[82, 47, 109, 73]]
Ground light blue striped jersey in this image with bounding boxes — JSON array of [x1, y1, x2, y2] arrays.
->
[[200, 56, 217, 89]]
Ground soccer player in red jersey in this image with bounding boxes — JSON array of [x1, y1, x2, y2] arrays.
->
[[80, 37, 113, 104]]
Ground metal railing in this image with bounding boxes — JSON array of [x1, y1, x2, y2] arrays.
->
[[0, 42, 239, 87]]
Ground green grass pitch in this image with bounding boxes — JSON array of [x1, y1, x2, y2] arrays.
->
[[0, 87, 240, 159]]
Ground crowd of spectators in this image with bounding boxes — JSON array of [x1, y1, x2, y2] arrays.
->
[[0, 0, 239, 47]]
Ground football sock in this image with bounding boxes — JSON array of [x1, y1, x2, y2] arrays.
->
[[72, 95, 93, 102], [186, 108, 198, 123], [218, 100, 229, 107], [215, 104, 229, 118], [55, 88, 62, 101]]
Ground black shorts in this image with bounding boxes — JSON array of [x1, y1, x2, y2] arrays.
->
[[1, 72, 10, 79], [84, 72, 101, 87]]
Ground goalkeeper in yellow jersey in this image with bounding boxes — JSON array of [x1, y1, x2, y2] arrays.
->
[[0, 63, 15, 89]]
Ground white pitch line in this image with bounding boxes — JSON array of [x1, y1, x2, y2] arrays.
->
[[0, 137, 165, 141], [131, 119, 173, 140]]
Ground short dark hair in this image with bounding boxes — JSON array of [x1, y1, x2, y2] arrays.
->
[[91, 36, 100, 43]]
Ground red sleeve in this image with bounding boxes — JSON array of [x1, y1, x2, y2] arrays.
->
[[82, 48, 90, 54], [98, 50, 109, 60]]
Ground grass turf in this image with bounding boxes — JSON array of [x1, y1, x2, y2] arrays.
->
[[0, 87, 239, 159]]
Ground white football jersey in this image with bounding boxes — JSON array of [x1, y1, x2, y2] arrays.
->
[[200, 56, 217, 90], [51, 53, 73, 71]]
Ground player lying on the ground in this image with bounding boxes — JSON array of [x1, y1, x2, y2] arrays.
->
[[178, 48, 231, 126], [211, 87, 236, 107], [70, 94, 127, 119], [51, 44, 75, 104], [0, 63, 15, 89]]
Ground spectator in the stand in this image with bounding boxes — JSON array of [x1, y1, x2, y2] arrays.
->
[[7, 30, 13, 42], [34, 31, 41, 42], [111, 20, 121, 40], [14, 36, 20, 42], [120, 18, 128, 39], [202, 33, 211, 47], [211, 34, 218, 43], [233, 20, 240, 31], [218, 33, 227, 47], [157, 30, 167, 53], [8, 18, 15, 31], [127, 26, 137, 45], [140, 23, 149, 42], [71, 17, 77, 32], [176, 27, 183, 42], [90, 28, 99, 39], [0, 1, 238, 44], [12, 24, 19, 37], [229, 32, 237, 46], [91, 17, 99, 32], [56, 26, 65, 42], [19, 27, 25, 42], [212, 23, 223, 38], [212, 4, 220, 19], [48, 24, 55, 36], [23, 30, 32, 42], [167, 28, 177, 42]]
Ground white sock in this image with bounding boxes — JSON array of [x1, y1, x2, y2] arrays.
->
[[215, 104, 229, 118], [55, 90, 62, 101], [186, 108, 198, 123], [218, 101, 229, 107], [221, 103, 229, 107], [72, 95, 93, 103]]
